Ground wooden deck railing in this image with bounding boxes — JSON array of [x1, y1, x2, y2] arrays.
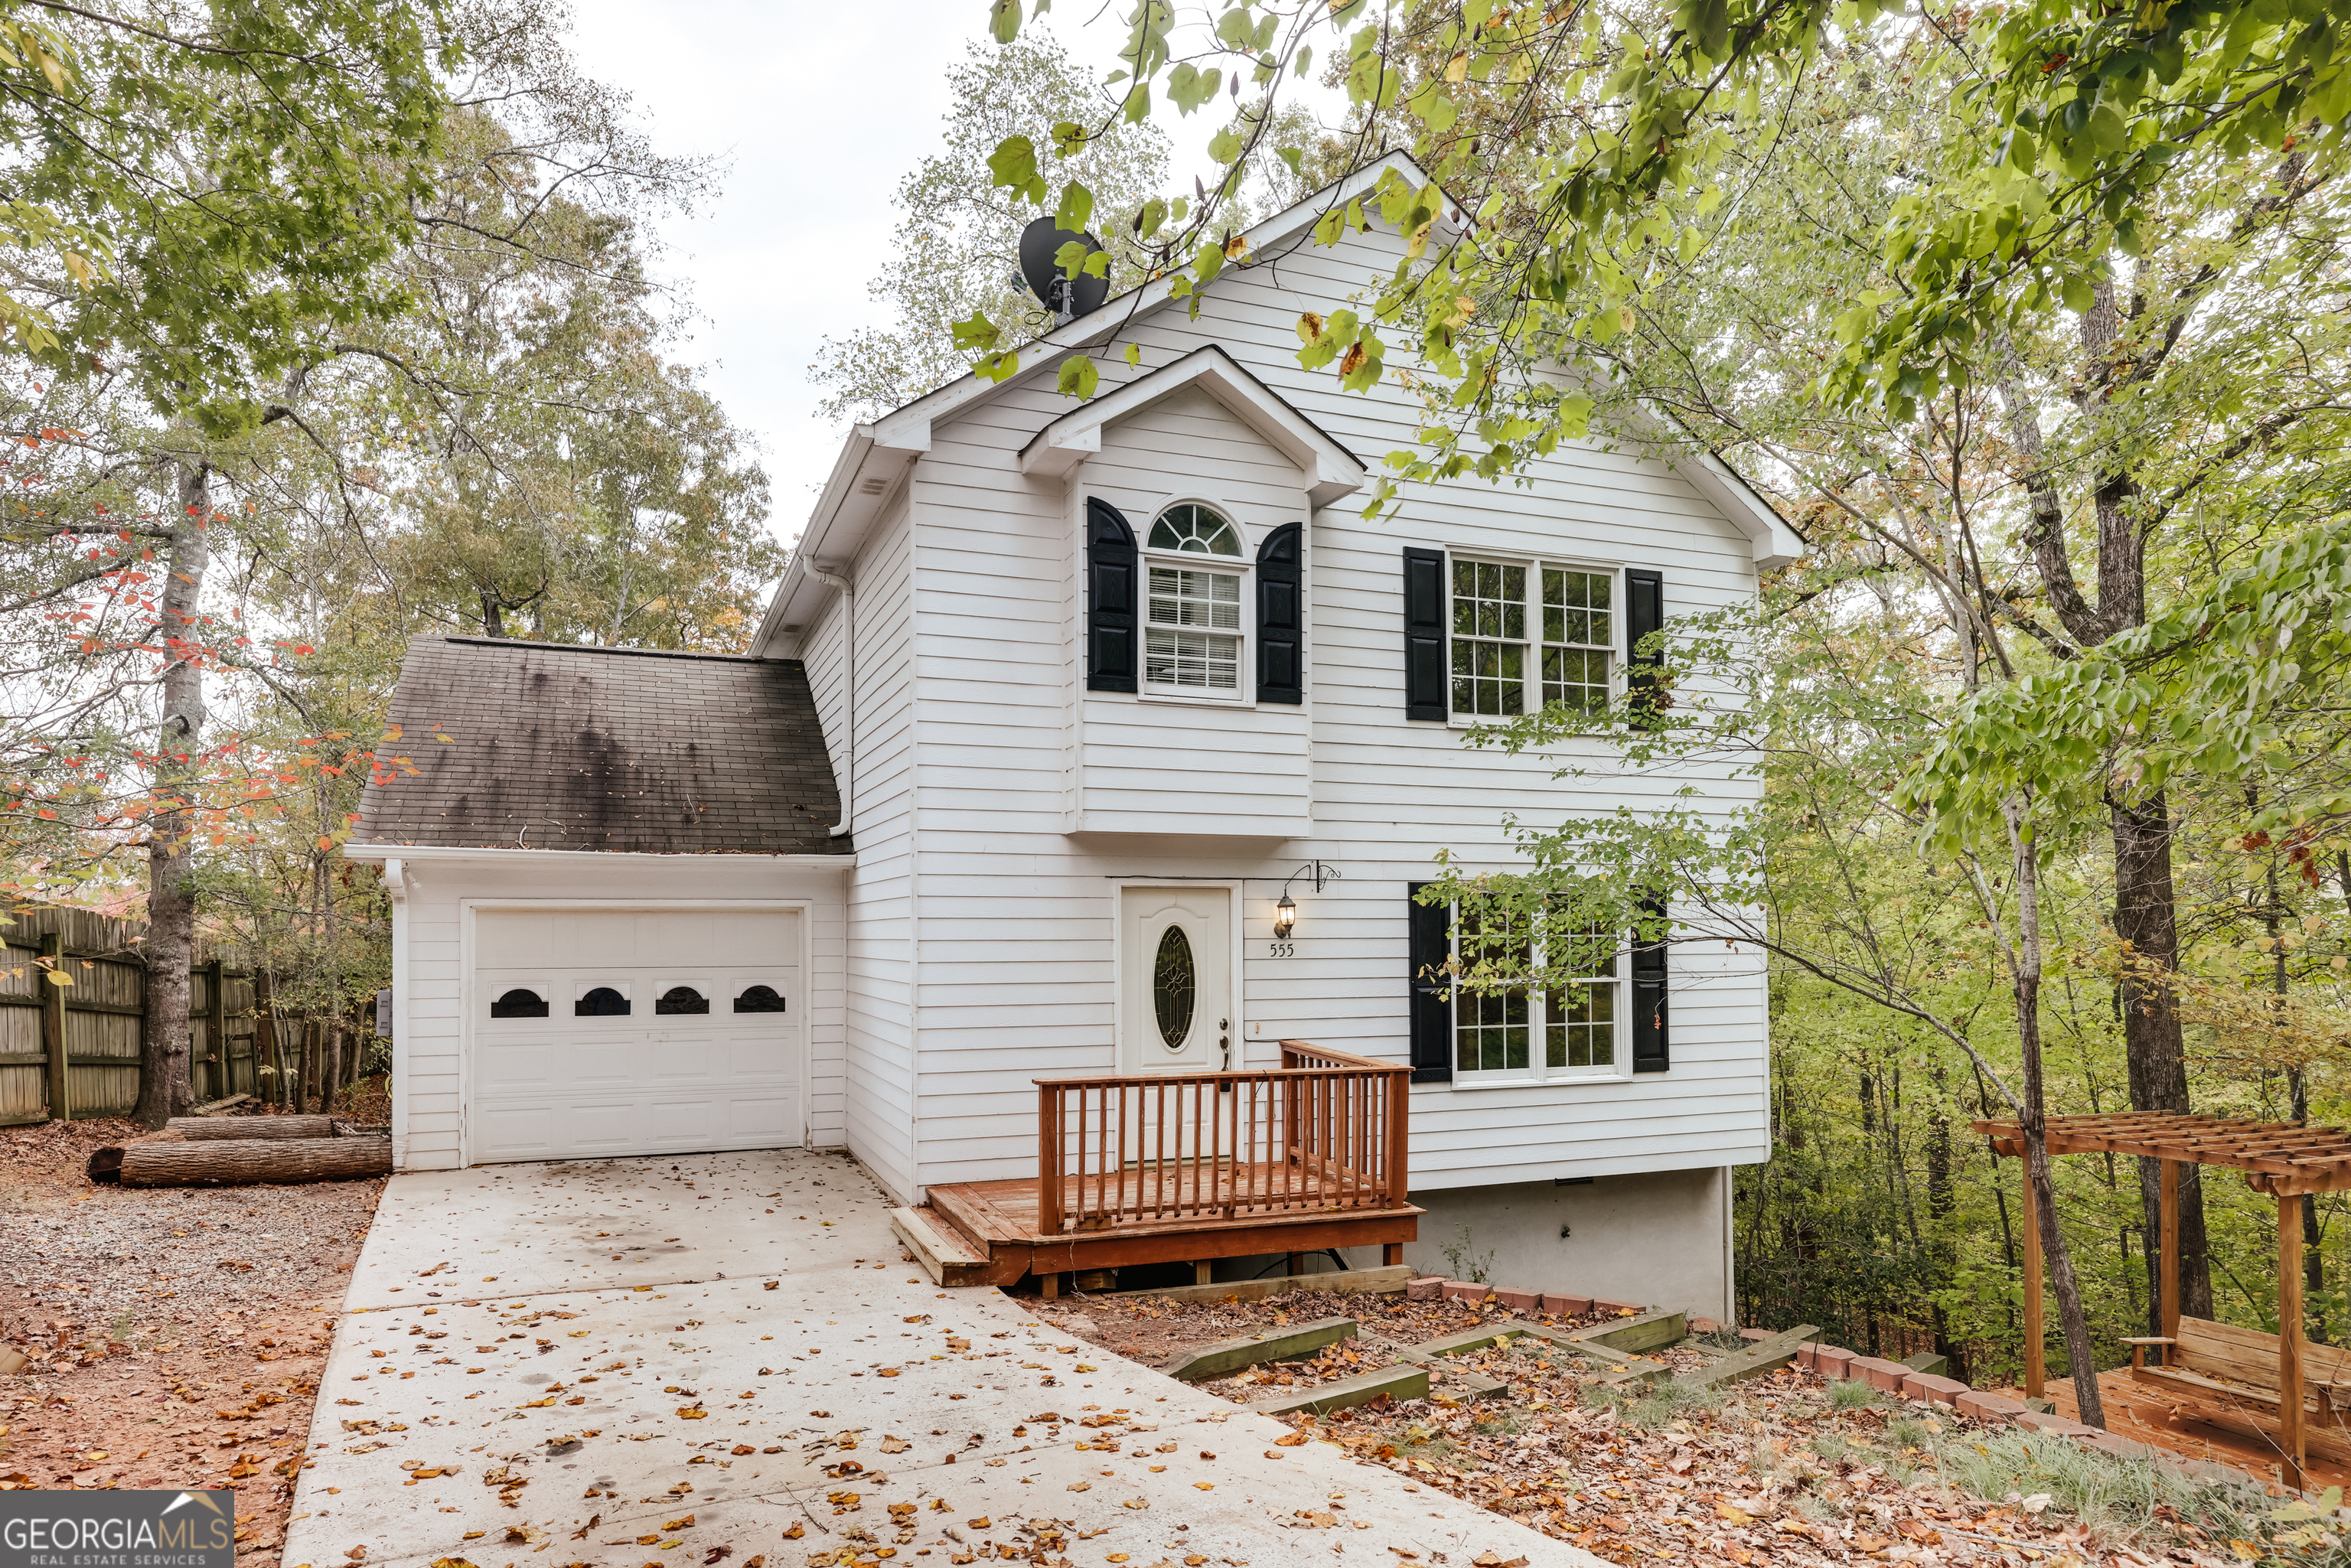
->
[[1034, 1040, 1410, 1236]]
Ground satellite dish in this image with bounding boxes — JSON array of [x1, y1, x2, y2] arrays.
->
[[1019, 215, 1109, 321]]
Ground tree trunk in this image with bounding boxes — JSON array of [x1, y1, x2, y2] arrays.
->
[[254, 970, 279, 1107], [2010, 794, 2105, 1428], [165, 1113, 340, 1140], [97, 1136, 390, 1187], [2114, 794, 2214, 1325], [133, 462, 212, 1130]]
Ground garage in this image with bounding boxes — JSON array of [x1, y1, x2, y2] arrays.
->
[[470, 907, 804, 1165]]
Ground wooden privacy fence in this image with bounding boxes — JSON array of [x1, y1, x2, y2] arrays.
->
[[1034, 1039, 1410, 1236], [0, 904, 262, 1124]]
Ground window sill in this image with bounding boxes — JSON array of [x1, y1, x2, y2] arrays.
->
[[1443, 1071, 1631, 1090], [1136, 688, 1257, 709]]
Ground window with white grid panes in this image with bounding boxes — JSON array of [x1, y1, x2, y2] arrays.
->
[[1544, 924, 1618, 1071], [1449, 559, 1526, 716], [1541, 568, 1614, 714], [1448, 557, 1618, 719], [1453, 908, 1622, 1081], [1453, 905, 1533, 1074], [1143, 504, 1246, 696]]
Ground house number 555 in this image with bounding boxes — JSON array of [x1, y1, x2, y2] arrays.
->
[[1267, 941, 1296, 958]]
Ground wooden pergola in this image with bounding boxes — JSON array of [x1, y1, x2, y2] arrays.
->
[[1974, 1111, 2351, 1488]]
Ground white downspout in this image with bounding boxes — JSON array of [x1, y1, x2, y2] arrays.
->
[[808, 565, 854, 837]]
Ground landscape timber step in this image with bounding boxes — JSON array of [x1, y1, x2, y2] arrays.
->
[[1674, 1325, 1820, 1390], [890, 1207, 993, 1287], [1162, 1317, 1358, 1383], [1244, 1361, 1430, 1417], [1104, 1266, 1410, 1306], [1567, 1309, 1687, 1354], [1379, 1323, 1524, 1403], [1410, 1325, 1524, 1358], [1511, 1322, 1671, 1387]]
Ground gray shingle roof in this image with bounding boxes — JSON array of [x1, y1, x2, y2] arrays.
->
[[353, 636, 847, 856]]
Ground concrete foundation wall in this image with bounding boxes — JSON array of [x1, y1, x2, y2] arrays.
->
[[1393, 1166, 1734, 1324]]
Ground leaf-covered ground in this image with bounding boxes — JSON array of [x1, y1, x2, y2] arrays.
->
[[0, 1113, 383, 1565], [1037, 1290, 2340, 1568]]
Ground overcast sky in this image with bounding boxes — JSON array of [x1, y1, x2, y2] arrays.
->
[[563, 1, 1264, 549]]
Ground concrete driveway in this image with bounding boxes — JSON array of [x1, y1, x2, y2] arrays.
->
[[284, 1149, 1597, 1568]]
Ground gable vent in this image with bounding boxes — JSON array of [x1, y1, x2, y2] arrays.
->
[[857, 475, 889, 496]]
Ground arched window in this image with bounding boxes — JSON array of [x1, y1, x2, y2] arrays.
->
[[491, 988, 548, 1019], [733, 984, 788, 1014], [1143, 504, 1244, 693], [1147, 502, 1241, 556], [575, 986, 631, 1017], [655, 986, 709, 1015]]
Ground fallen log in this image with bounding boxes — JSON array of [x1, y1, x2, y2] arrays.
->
[[91, 1136, 390, 1187], [165, 1114, 341, 1142]]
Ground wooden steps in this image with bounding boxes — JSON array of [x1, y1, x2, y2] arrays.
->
[[890, 1207, 993, 1287]]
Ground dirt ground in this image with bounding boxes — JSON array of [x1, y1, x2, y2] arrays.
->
[[0, 1106, 386, 1563], [1037, 1289, 2284, 1568]]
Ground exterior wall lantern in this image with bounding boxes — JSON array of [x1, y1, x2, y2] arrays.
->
[[1274, 860, 1339, 939]]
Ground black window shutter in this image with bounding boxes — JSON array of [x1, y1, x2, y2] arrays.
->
[[1625, 567, 1665, 729], [1256, 522, 1304, 704], [1403, 546, 1447, 720], [1086, 497, 1138, 693], [1630, 892, 1669, 1073], [1407, 882, 1453, 1082]]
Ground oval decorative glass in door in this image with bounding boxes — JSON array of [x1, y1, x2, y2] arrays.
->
[[1153, 924, 1196, 1049]]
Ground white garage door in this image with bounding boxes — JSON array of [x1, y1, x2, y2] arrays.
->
[[471, 908, 802, 1164]]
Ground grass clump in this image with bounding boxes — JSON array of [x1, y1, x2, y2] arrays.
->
[[1930, 1429, 2307, 1556], [1603, 1377, 1725, 1431], [1828, 1377, 1883, 1410]]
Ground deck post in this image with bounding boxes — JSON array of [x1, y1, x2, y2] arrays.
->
[[1287, 1252, 1306, 1276], [1384, 1243, 1404, 1267], [2281, 1193, 2306, 1490], [1037, 1084, 1062, 1237], [1194, 1261, 1211, 1286], [1386, 1064, 1409, 1208], [2160, 1159, 2180, 1352], [2022, 1155, 2046, 1400]]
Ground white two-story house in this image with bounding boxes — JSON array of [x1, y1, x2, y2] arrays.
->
[[347, 152, 1798, 1323]]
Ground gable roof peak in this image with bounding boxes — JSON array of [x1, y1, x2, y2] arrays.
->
[[1017, 344, 1367, 508]]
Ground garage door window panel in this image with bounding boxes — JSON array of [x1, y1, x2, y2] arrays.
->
[[655, 985, 711, 1015], [574, 985, 631, 1017], [490, 987, 549, 1019], [733, 984, 788, 1013]]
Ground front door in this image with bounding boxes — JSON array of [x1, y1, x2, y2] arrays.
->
[[1120, 886, 1232, 1074]]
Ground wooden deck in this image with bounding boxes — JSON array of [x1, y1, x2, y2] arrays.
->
[[924, 1165, 1422, 1289], [910, 1042, 1422, 1293]]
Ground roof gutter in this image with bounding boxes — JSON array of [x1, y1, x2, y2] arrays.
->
[[342, 843, 859, 869]]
